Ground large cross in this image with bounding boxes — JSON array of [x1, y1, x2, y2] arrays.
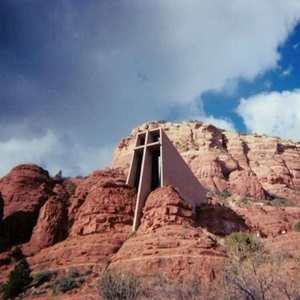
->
[[127, 128, 207, 231]]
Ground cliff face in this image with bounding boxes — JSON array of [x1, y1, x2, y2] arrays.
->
[[112, 121, 300, 203], [0, 121, 300, 299]]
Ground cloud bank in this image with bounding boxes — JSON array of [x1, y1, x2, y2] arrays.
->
[[1, 0, 300, 176], [237, 90, 300, 142], [0, 131, 114, 176]]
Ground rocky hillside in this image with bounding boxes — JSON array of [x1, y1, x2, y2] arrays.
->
[[0, 121, 300, 299]]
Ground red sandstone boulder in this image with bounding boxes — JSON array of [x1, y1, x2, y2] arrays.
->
[[109, 225, 226, 281], [0, 169, 137, 297], [228, 170, 266, 200], [29, 196, 68, 250], [28, 233, 126, 275], [69, 170, 136, 237], [0, 164, 55, 245], [139, 186, 196, 231]]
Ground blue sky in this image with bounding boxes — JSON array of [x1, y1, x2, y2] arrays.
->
[[1, 0, 300, 177]]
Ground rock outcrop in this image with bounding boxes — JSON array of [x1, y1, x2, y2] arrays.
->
[[139, 186, 196, 231], [0, 164, 55, 245], [68, 170, 136, 236], [29, 196, 68, 250], [112, 121, 300, 203], [109, 186, 227, 280]]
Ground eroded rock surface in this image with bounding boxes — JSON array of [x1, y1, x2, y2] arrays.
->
[[69, 169, 136, 236], [109, 187, 227, 280], [0, 164, 55, 245], [29, 196, 68, 250]]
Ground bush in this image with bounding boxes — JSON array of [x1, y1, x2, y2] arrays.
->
[[11, 246, 25, 261], [224, 231, 262, 260], [268, 196, 296, 207], [52, 269, 84, 294], [141, 273, 202, 300], [34, 270, 55, 286], [294, 221, 300, 232], [53, 275, 79, 294], [218, 249, 300, 300], [69, 268, 80, 278], [99, 269, 139, 300], [2, 258, 33, 299], [172, 275, 201, 300], [219, 190, 231, 198]]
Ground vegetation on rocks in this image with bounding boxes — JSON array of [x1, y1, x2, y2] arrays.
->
[[294, 221, 300, 232], [1, 258, 32, 299], [224, 231, 262, 260], [33, 270, 56, 287], [53, 269, 84, 295], [216, 248, 300, 300], [99, 269, 139, 300]]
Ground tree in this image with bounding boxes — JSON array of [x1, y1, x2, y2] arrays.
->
[[2, 258, 32, 299]]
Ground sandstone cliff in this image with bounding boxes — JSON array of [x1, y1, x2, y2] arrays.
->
[[112, 121, 300, 203]]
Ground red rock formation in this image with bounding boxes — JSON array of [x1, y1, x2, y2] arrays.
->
[[28, 233, 126, 275], [112, 121, 300, 203], [109, 187, 227, 280], [228, 170, 266, 199], [139, 186, 196, 231], [29, 196, 68, 250], [69, 169, 136, 236], [197, 204, 249, 236], [0, 164, 54, 245], [0, 192, 4, 250], [0, 168, 137, 295], [234, 206, 300, 239]]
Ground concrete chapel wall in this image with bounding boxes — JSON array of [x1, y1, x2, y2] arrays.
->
[[160, 129, 207, 210], [127, 128, 207, 231]]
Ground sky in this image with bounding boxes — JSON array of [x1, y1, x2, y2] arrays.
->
[[1, 0, 300, 177]]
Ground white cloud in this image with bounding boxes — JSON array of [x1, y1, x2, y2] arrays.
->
[[98, 0, 300, 104], [0, 131, 114, 177], [59, 0, 300, 108], [0, 131, 60, 176], [236, 90, 300, 142], [1, 1, 300, 175], [202, 116, 236, 132]]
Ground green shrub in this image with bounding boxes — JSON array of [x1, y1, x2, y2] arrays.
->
[[294, 221, 300, 232], [224, 231, 262, 260], [99, 269, 139, 300], [53, 275, 79, 294], [219, 190, 231, 198], [84, 268, 93, 276], [2, 258, 33, 299], [268, 196, 296, 207], [10, 246, 25, 261], [69, 268, 80, 278], [172, 275, 201, 300], [34, 270, 55, 286]]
